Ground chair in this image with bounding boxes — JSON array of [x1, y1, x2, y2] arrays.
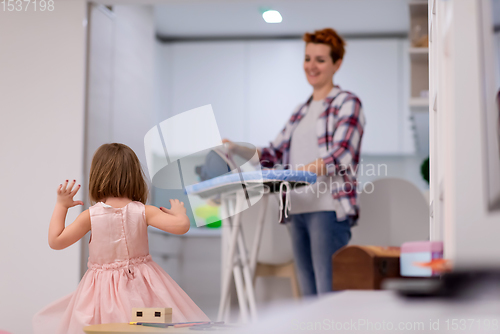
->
[[350, 178, 430, 247], [240, 194, 301, 299]]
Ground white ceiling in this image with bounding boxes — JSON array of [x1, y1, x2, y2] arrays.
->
[[154, 0, 412, 39]]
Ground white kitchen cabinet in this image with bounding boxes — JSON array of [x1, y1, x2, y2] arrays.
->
[[246, 40, 312, 148], [148, 230, 182, 282], [247, 39, 413, 154], [336, 38, 410, 155], [161, 38, 414, 155], [168, 41, 247, 143]]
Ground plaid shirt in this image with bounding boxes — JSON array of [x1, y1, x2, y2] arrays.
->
[[260, 86, 365, 223]]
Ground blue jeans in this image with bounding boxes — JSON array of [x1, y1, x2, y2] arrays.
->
[[287, 211, 351, 296]]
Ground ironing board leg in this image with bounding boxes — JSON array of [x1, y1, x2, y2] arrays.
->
[[222, 245, 232, 323], [221, 221, 232, 323], [223, 295, 231, 322], [217, 196, 234, 321], [221, 212, 232, 323], [217, 192, 248, 323], [232, 261, 249, 323], [237, 231, 258, 321], [249, 193, 268, 275], [221, 205, 246, 323]]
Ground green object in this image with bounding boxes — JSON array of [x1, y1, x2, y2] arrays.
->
[[206, 217, 222, 228], [194, 205, 219, 218], [420, 156, 430, 184], [194, 204, 221, 228]]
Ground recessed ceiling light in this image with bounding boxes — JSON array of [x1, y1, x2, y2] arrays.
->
[[262, 10, 282, 24]]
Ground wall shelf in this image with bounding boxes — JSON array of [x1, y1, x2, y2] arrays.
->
[[409, 47, 429, 53], [409, 1, 429, 110], [408, 0, 430, 157], [409, 47, 429, 62], [410, 97, 429, 108]]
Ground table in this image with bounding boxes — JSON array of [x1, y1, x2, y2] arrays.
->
[[185, 170, 316, 324], [83, 323, 239, 334], [84, 323, 175, 333]]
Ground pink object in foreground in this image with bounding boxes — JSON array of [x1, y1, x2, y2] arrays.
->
[[0, 330, 12, 334], [33, 201, 209, 334], [400, 241, 443, 253], [400, 241, 444, 276]]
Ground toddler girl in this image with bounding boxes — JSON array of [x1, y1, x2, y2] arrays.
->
[[33, 143, 209, 333]]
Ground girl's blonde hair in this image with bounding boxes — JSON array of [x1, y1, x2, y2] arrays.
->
[[89, 143, 148, 205]]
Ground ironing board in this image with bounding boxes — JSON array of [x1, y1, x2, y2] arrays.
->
[[185, 170, 316, 324]]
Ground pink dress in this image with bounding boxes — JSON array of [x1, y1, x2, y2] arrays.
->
[[33, 201, 209, 334]]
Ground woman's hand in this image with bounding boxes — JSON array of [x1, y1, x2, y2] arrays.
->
[[160, 199, 186, 217], [297, 158, 327, 176], [222, 138, 261, 160], [222, 138, 238, 154], [56, 180, 84, 209]]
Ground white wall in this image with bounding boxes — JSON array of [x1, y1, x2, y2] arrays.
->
[[430, 0, 500, 266], [0, 2, 87, 333], [111, 5, 156, 164], [85, 4, 156, 180], [0, 4, 157, 333], [83, 1, 157, 275], [358, 155, 429, 192]]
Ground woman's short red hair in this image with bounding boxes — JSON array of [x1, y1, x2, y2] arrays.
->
[[303, 28, 346, 63]]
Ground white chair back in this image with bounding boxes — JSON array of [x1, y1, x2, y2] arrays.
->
[[350, 178, 430, 247], [241, 194, 294, 265]]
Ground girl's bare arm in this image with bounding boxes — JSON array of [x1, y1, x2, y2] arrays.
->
[[145, 199, 190, 235], [48, 180, 90, 250]]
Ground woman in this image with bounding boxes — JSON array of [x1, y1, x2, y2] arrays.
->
[[224, 28, 365, 296]]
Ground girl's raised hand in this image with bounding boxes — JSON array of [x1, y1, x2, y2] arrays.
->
[[160, 199, 186, 217], [56, 180, 84, 209]]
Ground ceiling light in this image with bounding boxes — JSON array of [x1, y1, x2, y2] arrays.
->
[[262, 10, 282, 23]]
